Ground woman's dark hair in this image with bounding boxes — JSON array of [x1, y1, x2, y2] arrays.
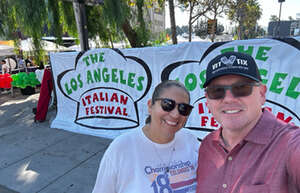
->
[[145, 80, 190, 124]]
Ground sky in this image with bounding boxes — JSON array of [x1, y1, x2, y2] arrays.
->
[[165, 0, 300, 28]]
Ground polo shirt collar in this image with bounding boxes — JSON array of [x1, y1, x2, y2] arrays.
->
[[244, 109, 275, 145], [211, 109, 276, 145]]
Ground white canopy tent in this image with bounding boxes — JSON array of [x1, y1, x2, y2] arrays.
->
[[20, 38, 70, 52], [0, 45, 15, 57]]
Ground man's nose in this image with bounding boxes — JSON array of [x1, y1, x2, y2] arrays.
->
[[223, 88, 235, 100]]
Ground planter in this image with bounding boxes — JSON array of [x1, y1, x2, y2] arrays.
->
[[20, 86, 35, 95]]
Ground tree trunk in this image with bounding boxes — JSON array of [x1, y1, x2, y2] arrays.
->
[[188, 2, 194, 42], [168, 0, 177, 44], [122, 19, 138, 48]]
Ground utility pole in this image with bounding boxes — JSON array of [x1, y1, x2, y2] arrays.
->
[[276, 0, 285, 37], [63, 0, 103, 51], [73, 0, 89, 51]]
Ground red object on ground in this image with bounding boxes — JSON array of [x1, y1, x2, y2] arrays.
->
[[0, 73, 12, 89], [35, 69, 53, 122]]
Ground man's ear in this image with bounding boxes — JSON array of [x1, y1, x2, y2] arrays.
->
[[147, 99, 152, 114], [205, 92, 212, 112], [259, 84, 267, 105]]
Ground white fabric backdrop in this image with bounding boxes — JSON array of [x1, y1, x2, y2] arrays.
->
[[50, 38, 300, 139]]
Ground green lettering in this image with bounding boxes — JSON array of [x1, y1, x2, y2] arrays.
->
[[111, 68, 118, 83], [119, 70, 126, 84], [82, 56, 90, 66], [93, 68, 101, 82], [77, 74, 83, 88], [221, 47, 234, 53], [86, 70, 94, 84], [102, 68, 109, 82], [259, 69, 268, 85], [128, 73, 136, 88], [237, 45, 253, 55], [137, 76, 144, 91], [65, 83, 72, 95], [99, 52, 105, 62], [90, 53, 98, 64], [70, 78, 78, 91], [199, 70, 206, 89], [286, 77, 300, 99], [270, 73, 288, 94], [184, 73, 197, 91], [256, 47, 271, 61]]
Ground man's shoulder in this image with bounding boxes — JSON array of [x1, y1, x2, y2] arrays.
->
[[201, 130, 219, 144]]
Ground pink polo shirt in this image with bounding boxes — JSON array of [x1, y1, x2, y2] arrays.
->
[[196, 109, 300, 193]]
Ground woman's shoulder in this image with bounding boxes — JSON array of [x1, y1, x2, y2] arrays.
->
[[176, 129, 200, 145], [107, 129, 140, 149]]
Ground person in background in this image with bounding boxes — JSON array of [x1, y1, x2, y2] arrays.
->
[[196, 51, 300, 193], [1, 60, 10, 74], [17, 55, 26, 72], [92, 80, 199, 193], [25, 57, 33, 67]]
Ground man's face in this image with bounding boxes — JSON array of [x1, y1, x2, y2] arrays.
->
[[205, 75, 266, 133]]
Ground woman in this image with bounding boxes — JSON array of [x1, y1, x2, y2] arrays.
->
[[92, 80, 200, 193]]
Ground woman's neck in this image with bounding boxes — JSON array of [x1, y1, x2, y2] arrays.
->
[[142, 124, 174, 144]]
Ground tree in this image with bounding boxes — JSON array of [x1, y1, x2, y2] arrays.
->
[[270, 15, 279, 22], [205, 0, 228, 42], [227, 0, 262, 39], [178, 0, 212, 42], [168, 0, 178, 44], [194, 19, 224, 39]]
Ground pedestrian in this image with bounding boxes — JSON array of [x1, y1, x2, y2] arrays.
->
[[1, 59, 10, 74], [196, 51, 300, 193], [92, 80, 199, 193], [17, 55, 26, 72]]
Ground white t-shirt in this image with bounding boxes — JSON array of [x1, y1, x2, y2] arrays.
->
[[92, 127, 200, 193], [18, 59, 26, 69], [2, 63, 10, 74]]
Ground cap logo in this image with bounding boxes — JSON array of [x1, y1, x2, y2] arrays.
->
[[220, 55, 236, 67]]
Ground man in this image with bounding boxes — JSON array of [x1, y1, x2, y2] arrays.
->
[[196, 52, 300, 193], [17, 55, 26, 72], [1, 59, 10, 74]]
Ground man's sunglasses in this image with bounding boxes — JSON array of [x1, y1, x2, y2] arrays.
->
[[155, 98, 193, 116], [205, 82, 261, 100]]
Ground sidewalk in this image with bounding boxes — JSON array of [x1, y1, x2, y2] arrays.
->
[[0, 89, 112, 193]]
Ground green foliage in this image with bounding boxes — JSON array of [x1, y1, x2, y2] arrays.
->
[[47, 0, 63, 45], [11, 72, 40, 89], [149, 31, 169, 46], [0, 0, 18, 40], [194, 19, 224, 38], [60, 1, 78, 38], [2, 0, 156, 50], [270, 15, 279, 22], [227, 0, 262, 39]]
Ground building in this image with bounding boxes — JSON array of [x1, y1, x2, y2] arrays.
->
[[268, 20, 300, 37], [130, 2, 165, 40], [145, 3, 165, 39]]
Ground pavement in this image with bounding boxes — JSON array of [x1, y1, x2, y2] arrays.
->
[[0, 88, 112, 193]]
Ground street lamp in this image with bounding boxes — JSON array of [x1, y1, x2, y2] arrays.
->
[[72, 0, 104, 51], [276, 0, 285, 37]]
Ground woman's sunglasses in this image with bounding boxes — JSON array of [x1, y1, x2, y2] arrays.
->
[[155, 98, 193, 116], [205, 82, 261, 100]]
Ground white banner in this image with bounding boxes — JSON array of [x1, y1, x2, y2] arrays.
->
[[50, 38, 300, 140]]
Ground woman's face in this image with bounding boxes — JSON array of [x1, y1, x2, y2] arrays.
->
[[148, 86, 190, 140]]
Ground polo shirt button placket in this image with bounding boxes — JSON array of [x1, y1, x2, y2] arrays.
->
[[228, 156, 232, 161]]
